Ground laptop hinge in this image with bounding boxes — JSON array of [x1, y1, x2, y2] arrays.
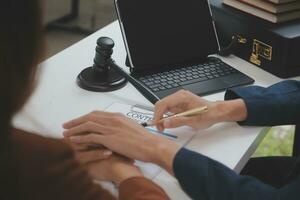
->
[[126, 54, 211, 74]]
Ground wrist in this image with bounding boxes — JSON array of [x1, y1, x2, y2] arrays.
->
[[151, 137, 181, 175], [216, 99, 247, 122], [111, 164, 143, 186]]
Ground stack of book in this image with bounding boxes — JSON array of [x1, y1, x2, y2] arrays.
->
[[223, 0, 300, 23]]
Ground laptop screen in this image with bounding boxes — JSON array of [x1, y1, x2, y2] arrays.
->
[[116, 0, 220, 71]]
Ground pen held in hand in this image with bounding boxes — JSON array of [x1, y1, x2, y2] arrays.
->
[[141, 105, 208, 127]]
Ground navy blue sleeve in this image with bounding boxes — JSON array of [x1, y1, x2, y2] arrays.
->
[[173, 148, 300, 200], [224, 80, 300, 126]]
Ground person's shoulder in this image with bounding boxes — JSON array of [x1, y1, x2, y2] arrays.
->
[[11, 128, 73, 165], [10, 129, 116, 200]]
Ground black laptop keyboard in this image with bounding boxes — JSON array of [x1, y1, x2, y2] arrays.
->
[[138, 59, 238, 92]]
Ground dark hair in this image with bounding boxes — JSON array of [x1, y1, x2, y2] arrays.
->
[[0, 0, 43, 198]]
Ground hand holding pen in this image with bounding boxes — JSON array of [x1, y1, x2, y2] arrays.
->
[[148, 90, 217, 132], [141, 106, 208, 127], [148, 90, 247, 132], [140, 105, 208, 140]]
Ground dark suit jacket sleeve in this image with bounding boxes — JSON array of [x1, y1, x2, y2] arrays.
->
[[12, 129, 169, 200], [224, 80, 300, 126], [173, 148, 300, 200]]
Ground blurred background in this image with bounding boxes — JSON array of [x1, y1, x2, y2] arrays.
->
[[44, 0, 295, 158], [44, 0, 116, 58]]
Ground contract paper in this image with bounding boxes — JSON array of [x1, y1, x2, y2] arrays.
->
[[105, 102, 196, 179]]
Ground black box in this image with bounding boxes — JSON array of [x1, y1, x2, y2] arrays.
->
[[210, 0, 300, 78]]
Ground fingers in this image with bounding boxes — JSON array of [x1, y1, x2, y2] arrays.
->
[[156, 123, 165, 132], [67, 143, 92, 151], [153, 91, 182, 120], [68, 142, 105, 151], [69, 133, 106, 145], [162, 116, 191, 129], [75, 149, 113, 164], [153, 90, 192, 129], [63, 112, 99, 129], [63, 111, 124, 129], [63, 121, 113, 137]]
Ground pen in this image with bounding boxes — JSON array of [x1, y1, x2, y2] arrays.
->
[[141, 105, 208, 127], [146, 127, 178, 139]]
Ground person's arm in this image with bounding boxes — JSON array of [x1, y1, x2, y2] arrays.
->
[[12, 129, 115, 200], [62, 110, 300, 200], [83, 152, 171, 200], [12, 129, 169, 200], [119, 177, 170, 200], [63, 112, 300, 200], [173, 148, 299, 200], [225, 80, 300, 126]]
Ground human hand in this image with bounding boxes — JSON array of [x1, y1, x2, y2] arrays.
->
[[153, 90, 248, 131], [65, 139, 113, 164], [86, 155, 143, 186], [67, 141, 143, 186], [63, 112, 180, 175]]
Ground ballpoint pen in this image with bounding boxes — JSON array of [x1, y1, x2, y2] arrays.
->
[[141, 105, 208, 127]]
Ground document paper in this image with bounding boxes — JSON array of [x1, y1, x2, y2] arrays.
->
[[105, 102, 196, 178]]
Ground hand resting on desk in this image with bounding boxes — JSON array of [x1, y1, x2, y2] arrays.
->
[[83, 154, 143, 186], [65, 137, 144, 186], [63, 112, 181, 175], [63, 90, 249, 176]]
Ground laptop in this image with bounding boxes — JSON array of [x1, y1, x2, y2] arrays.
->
[[114, 0, 254, 99]]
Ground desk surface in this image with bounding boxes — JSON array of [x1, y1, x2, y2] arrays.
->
[[13, 21, 289, 199]]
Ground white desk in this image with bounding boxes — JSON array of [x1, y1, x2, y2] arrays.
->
[[13, 21, 286, 199]]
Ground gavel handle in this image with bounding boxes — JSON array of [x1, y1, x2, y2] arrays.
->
[[109, 59, 160, 104]]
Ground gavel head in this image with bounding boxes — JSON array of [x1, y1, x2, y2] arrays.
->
[[77, 36, 127, 92], [93, 37, 115, 71]]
